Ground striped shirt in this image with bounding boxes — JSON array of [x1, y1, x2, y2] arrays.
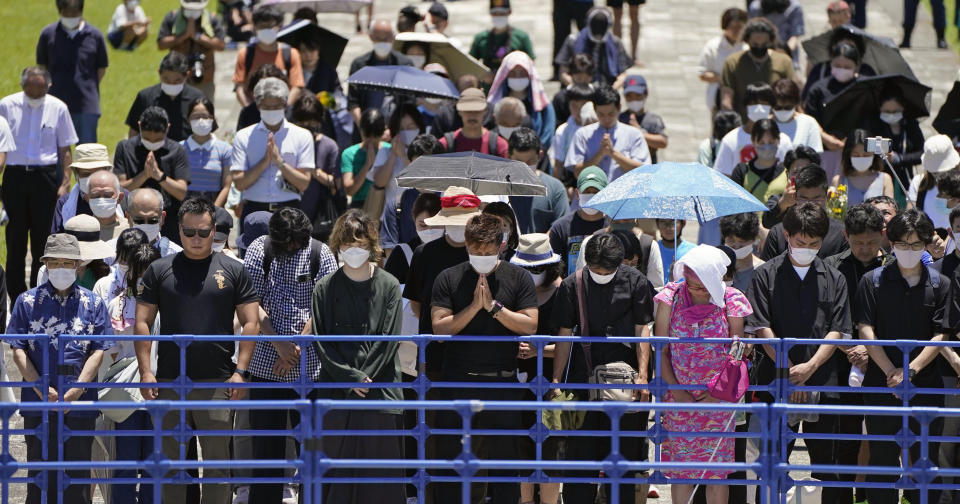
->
[[182, 136, 232, 193]]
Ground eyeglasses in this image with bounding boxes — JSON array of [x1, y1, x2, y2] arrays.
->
[[132, 217, 161, 225], [181, 227, 213, 238], [893, 241, 926, 251]]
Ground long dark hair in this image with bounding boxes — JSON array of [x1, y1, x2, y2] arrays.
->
[[840, 129, 881, 176], [482, 202, 520, 251]]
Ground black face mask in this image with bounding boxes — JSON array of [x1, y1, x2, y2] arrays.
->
[[749, 45, 769, 58]]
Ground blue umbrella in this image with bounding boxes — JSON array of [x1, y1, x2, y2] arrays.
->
[[346, 65, 459, 101], [583, 162, 767, 223]]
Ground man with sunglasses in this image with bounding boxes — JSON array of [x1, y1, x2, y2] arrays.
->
[[135, 196, 260, 504], [127, 188, 182, 257]]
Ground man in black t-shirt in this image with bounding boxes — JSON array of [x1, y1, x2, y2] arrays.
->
[[551, 232, 655, 504], [430, 213, 538, 504], [549, 166, 608, 275], [135, 197, 260, 504]]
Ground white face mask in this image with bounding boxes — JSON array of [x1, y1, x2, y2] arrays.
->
[[141, 137, 164, 151], [126, 0, 139, 8], [626, 100, 645, 113], [134, 223, 160, 242], [746, 104, 771, 122], [48, 268, 77, 290], [190, 118, 213, 136], [183, 8, 203, 19], [260, 108, 285, 126], [212, 242, 226, 253], [498, 126, 519, 139], [755, 144, 778, 161], [89, 197, 117, 218], [507, 78, 530, 92], [398, 129, 419, 146], [340, 247, 371, 269], [880, 112, 903, 124], [418, 228, 444, 244], [789, 246, 819, 266], [60, 17, 82, 31], [734, 243, 753, 259], [469, 254, 499, 274], [408, 54, 426, 68], [893, 247, 924, 269], [850, 155, 874, 172], [579, 193, 599, 215], [529, 270, 546, 286], [160, 82, 184, 97], [257, 28, 278, 45], [831, 66, 855, 83], [445, 225, 466, 243], [491, 15, 509, 29], [25, 96, 44, 108], [373, 42, 393, 58], [773, 109, 794, 123], [589, 268, 616, 285], [77, 176, 91, 194]]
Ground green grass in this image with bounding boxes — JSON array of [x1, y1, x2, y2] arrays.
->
[[922, 0, 960, 52], [0, 0, 185, 267]]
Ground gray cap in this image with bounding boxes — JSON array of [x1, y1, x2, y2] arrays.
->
[[40, 234, 82, 261]]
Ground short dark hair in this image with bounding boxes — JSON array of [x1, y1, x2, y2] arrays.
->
[[290, 92, 328, 127], [359, 108, 386, 138], [248, 64, 288, 94], [937, 170, 960, 199], [115, 227, 149, 264], [950, 206, 960, 227], [783, 202, 830, 239], [482, 202, 519, 250], [566, 83, 595, 102], [841, 129, 881, 176], [744, 82, 776, 106], [610, 230, 641, 262], [388, 103, 426, 138], [126, 243, 160, 286], [407, 134, 444, 160], [719, 212, 760, 241], [570, 53, 595, 76], [794, 164, 829, 191], [252, 5, 284, 25], [584, 232, 624, 270], [713, 110, 742, 141], [464, 213, 504, 247], [750, 118, 780, 143], [784, 145, 821, 169], [159, 51, 189, 74], [293, 7, 318, 23], [412, 192, 441, 218], [187, 97, 219, 133], [831, 40, 862, 65], [508, 127, 541, 155], [177, 197, 216, 225], [742, 18, 777, 43], [843, 203, 885, 235], [593, 84, 620, 109], [139, 106, 169, 133], [268, 207, 313, 249], [772, 78, 801, 105], [56, 0, 83, 11], [886, 208, 935, 244], [721, 7, 748, 29]]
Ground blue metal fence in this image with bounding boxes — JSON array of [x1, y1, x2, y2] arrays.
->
[[0, 334, 958, 504]]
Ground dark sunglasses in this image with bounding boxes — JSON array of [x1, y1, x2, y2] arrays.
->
[[525, 265, 548, 274], [181, 227, 213, 238], [132, 217, 161, 225]]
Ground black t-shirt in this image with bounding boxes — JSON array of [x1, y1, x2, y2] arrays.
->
[[519, 286, 562, 378], [138, 252, 259, 380], [383, 237, 422, 284], [431, 261, 538, 374], [549, 212, 606, 276], [760, 218, 849, 261], [124, 83, 206, 142], [113, 136, 191, 210]]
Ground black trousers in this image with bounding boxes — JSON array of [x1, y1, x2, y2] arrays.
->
[[23, 414, 96, 504], [3, 167, 58, 299], [249, 379, 302, 504], [864, 390, 944, 504], [562, 409, 649, 504], [833, 392, 865, 504], [552, 0, 592, 77]]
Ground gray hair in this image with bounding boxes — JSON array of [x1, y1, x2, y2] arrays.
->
[[494, 97, 527, 121], [131, 188, 165, 214], [89, 170, 121, 195], [253, 77, 290, 106], [20, 66, 52, 88]]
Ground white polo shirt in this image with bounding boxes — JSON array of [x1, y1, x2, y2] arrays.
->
[[230, 119, 315, 203], [0, 92, 77, 166]]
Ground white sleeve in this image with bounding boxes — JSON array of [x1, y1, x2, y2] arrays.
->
[[0, 116, 14, 153], [907, 174, 921, 202], [296, 130, 316, 170], [575, 235, 590, 271], [714, 136, 735, 176], [231, 130, 248, 172], [697, 39, 715, 75], [645, 240, 664, 289]]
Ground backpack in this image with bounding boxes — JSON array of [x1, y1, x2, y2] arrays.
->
[[244, 42, 292, 80], [444, 130, 499, 155], [262, 237, 326, 282], [872, 262, 941, 300]]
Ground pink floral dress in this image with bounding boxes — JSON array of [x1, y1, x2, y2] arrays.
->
[[654, 282, 752, 479]]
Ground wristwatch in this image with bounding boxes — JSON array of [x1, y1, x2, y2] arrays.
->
[[235, 367, 252, 380], [488, 300, 504, 318], [158, 172, 168, 183], [907, 368, 918, 382]]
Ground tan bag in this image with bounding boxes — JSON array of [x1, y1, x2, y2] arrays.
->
[[588, 361, 638, 402]]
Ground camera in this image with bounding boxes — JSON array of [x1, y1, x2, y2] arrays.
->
[[866, 136, 891, 156], [189, 52, 206, 84]]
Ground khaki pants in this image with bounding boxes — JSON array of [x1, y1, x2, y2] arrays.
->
[[158, 380, 234, 504]]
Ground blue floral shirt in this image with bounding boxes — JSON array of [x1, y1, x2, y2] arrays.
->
[[7, 282, 113, 416]]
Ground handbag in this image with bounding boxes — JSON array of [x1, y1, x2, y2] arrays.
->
[[98, 356, 144, 423], [575, 269, 638, 403], [707, 336, 749, 402], [542, 324, 586, 431]]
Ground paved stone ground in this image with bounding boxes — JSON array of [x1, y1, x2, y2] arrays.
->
[[4, 0, 959, 502]]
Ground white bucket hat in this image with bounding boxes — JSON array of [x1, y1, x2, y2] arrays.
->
[[509, 233, 561, 267], [921, 134, 960, 174], [64, 215, 114, 261]]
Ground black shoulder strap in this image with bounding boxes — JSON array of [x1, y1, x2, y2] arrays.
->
[[244, 42, 257, 78], [262, 236, 274, 278], [444, 131, 456, 153], [281, 43, 292, 71], [637, 233, 653, 276], [917, 187, 928, 211], [308, 238, 323, 280]]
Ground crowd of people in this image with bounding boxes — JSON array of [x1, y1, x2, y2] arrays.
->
[[2, 0, 960, 503]]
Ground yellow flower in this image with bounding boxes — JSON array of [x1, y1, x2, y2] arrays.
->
[[837, 184, 847, 192], [317, 91, 336, 109]]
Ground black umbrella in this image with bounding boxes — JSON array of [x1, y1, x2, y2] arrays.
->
[[933, 81, 960, 139], [821, 74, 932, 137], [397, 152, 547, 196], [347, 65, 459, 101], [278, 19, 348, 68], [802, 25, 915, 80]]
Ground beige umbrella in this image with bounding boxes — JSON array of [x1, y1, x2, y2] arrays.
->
[[392, 32, 489, 81]]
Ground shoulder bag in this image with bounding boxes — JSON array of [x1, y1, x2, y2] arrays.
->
[[576, 269, 637, 402]]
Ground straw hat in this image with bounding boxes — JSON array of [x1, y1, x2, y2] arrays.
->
[[70, 144, 112, 170], [40, 234, 82, 262], [510, 233, 561, 267], [64, 215, 114, 261], [423, 186, 483, 226]]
